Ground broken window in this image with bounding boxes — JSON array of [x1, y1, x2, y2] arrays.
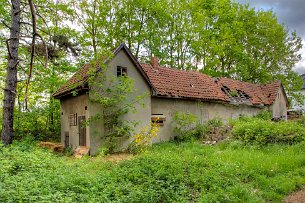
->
[[69, 113, 77, 126], [151, 114, 166, 126], [117, 66, 127, 77]]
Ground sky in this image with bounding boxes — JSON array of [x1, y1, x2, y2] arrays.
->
[[236, 0, 305, 75]]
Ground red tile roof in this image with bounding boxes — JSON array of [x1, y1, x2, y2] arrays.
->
[[141, 63, 282, 106], [217, 77, 281, 105], [52, 63, 91, 98], [52, 44, 282, 106], [141, 63, 227, 102]]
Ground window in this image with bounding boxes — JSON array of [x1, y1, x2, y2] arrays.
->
[[117, 66, 127, 77], [151, 114, 166, 126], [69, 113, 77, 126]]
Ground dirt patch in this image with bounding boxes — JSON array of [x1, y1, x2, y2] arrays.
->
[[284, 187, 305, 203], [74, 146, 90, 158], [103, 153, 133, 163], [38, 142, 64, 152]]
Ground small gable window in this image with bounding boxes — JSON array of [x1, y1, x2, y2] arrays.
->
[[117, 66, 127, 77]]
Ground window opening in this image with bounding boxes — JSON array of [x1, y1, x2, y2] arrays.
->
[[151, 114, 166, 126], [69, 113, 77, 126], [117, 66, 127, 77]]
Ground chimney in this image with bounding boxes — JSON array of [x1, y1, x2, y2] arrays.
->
[[151, 56, 159, 69]]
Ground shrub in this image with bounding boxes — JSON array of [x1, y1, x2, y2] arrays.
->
[[232, 118, 305, 144], [254, 110, 272, 120], [172, 112, 204, 141], [129, 122, 159, 154], [203, 118, 229, 142]]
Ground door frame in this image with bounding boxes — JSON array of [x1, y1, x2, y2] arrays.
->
[[78, 116, 86, 146]]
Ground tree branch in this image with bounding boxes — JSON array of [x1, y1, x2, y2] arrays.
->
[[0, 87, 17, 95], [1, 20, 11, 29], [5, 37, 19, 58], [24, 0, 48, 111], [25, 0, 37, 111]]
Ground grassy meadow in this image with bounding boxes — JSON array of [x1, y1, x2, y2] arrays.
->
[[1, 140, 305, 202]]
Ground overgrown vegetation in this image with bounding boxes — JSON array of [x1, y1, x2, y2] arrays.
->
[[172, 112, 203, 141], [172, 110, 305, 146], [172, 112, 228, 142], [87, 58, 147, 152], [1, 140, 305, 202], [1, 0, 304, 145], [129, 122, 159, 154], [231, 117, 305, 145]]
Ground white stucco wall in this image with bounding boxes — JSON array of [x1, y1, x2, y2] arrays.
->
[[88, 49, 151, 154], [151, 97, 265, 141], [270, 86, 288, 119], [60, 93, 90, 150]]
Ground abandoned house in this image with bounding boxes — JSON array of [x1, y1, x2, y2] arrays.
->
[[53, 43, 288, 154]]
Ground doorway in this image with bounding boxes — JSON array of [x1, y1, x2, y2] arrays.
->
[[78, 116, 86, 146]]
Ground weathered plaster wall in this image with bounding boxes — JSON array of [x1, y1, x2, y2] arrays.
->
[[88, 49, 151, 154], [151, 97, 264, 141], [270, 86, 288, 119], [60, 93, 89, 150]]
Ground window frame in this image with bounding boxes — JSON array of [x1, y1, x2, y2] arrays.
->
[[69, 113, 77, 126], [151, 114, 166, 126], [117, 66, 127, 77]]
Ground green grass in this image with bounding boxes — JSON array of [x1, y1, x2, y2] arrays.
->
[[1, 141, 305, 202]]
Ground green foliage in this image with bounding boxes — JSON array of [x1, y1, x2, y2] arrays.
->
[[129, 122, 159, 154], [68, 0, 303, 103], [172, 113, 229, 142], [1, 140, 305, 202], [88, 57, 147, 152], [229, 90, 239, 97], [253, 110, 273, 120], [203, 118, 229, 141], [1, 0, 303, 145], [172, 112, 204, 141], [63, 146, 74, 156], [232, 117, 305, 145]]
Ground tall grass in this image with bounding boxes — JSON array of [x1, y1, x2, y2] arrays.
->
[[1, 140, 305, 202]]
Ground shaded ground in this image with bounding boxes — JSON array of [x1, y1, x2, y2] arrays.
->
[[103, 152, 133, 162], [284, 187, 305, 203]]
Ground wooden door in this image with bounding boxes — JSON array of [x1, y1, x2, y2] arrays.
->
[[78, 116, 86, 146]]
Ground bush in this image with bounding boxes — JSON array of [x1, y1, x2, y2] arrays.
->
[[232, 118, 305, 144], [203, 118, 229, 142], [129, 122, 159, 154], [253, 110, 272, 120], [171, 112, 204, 141]]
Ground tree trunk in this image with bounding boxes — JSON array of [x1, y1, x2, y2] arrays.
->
[[1, 0, 21, 145]]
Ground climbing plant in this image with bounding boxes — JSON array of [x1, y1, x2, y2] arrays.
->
[[86, 52, 147, 152]]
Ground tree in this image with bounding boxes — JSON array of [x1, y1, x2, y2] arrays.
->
[[1, 0, 21, 145], [1, 0, 76, 144]]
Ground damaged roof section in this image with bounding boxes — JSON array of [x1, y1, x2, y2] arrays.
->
[[220, 85, 251, 104], [216, 77, 281, 106]]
